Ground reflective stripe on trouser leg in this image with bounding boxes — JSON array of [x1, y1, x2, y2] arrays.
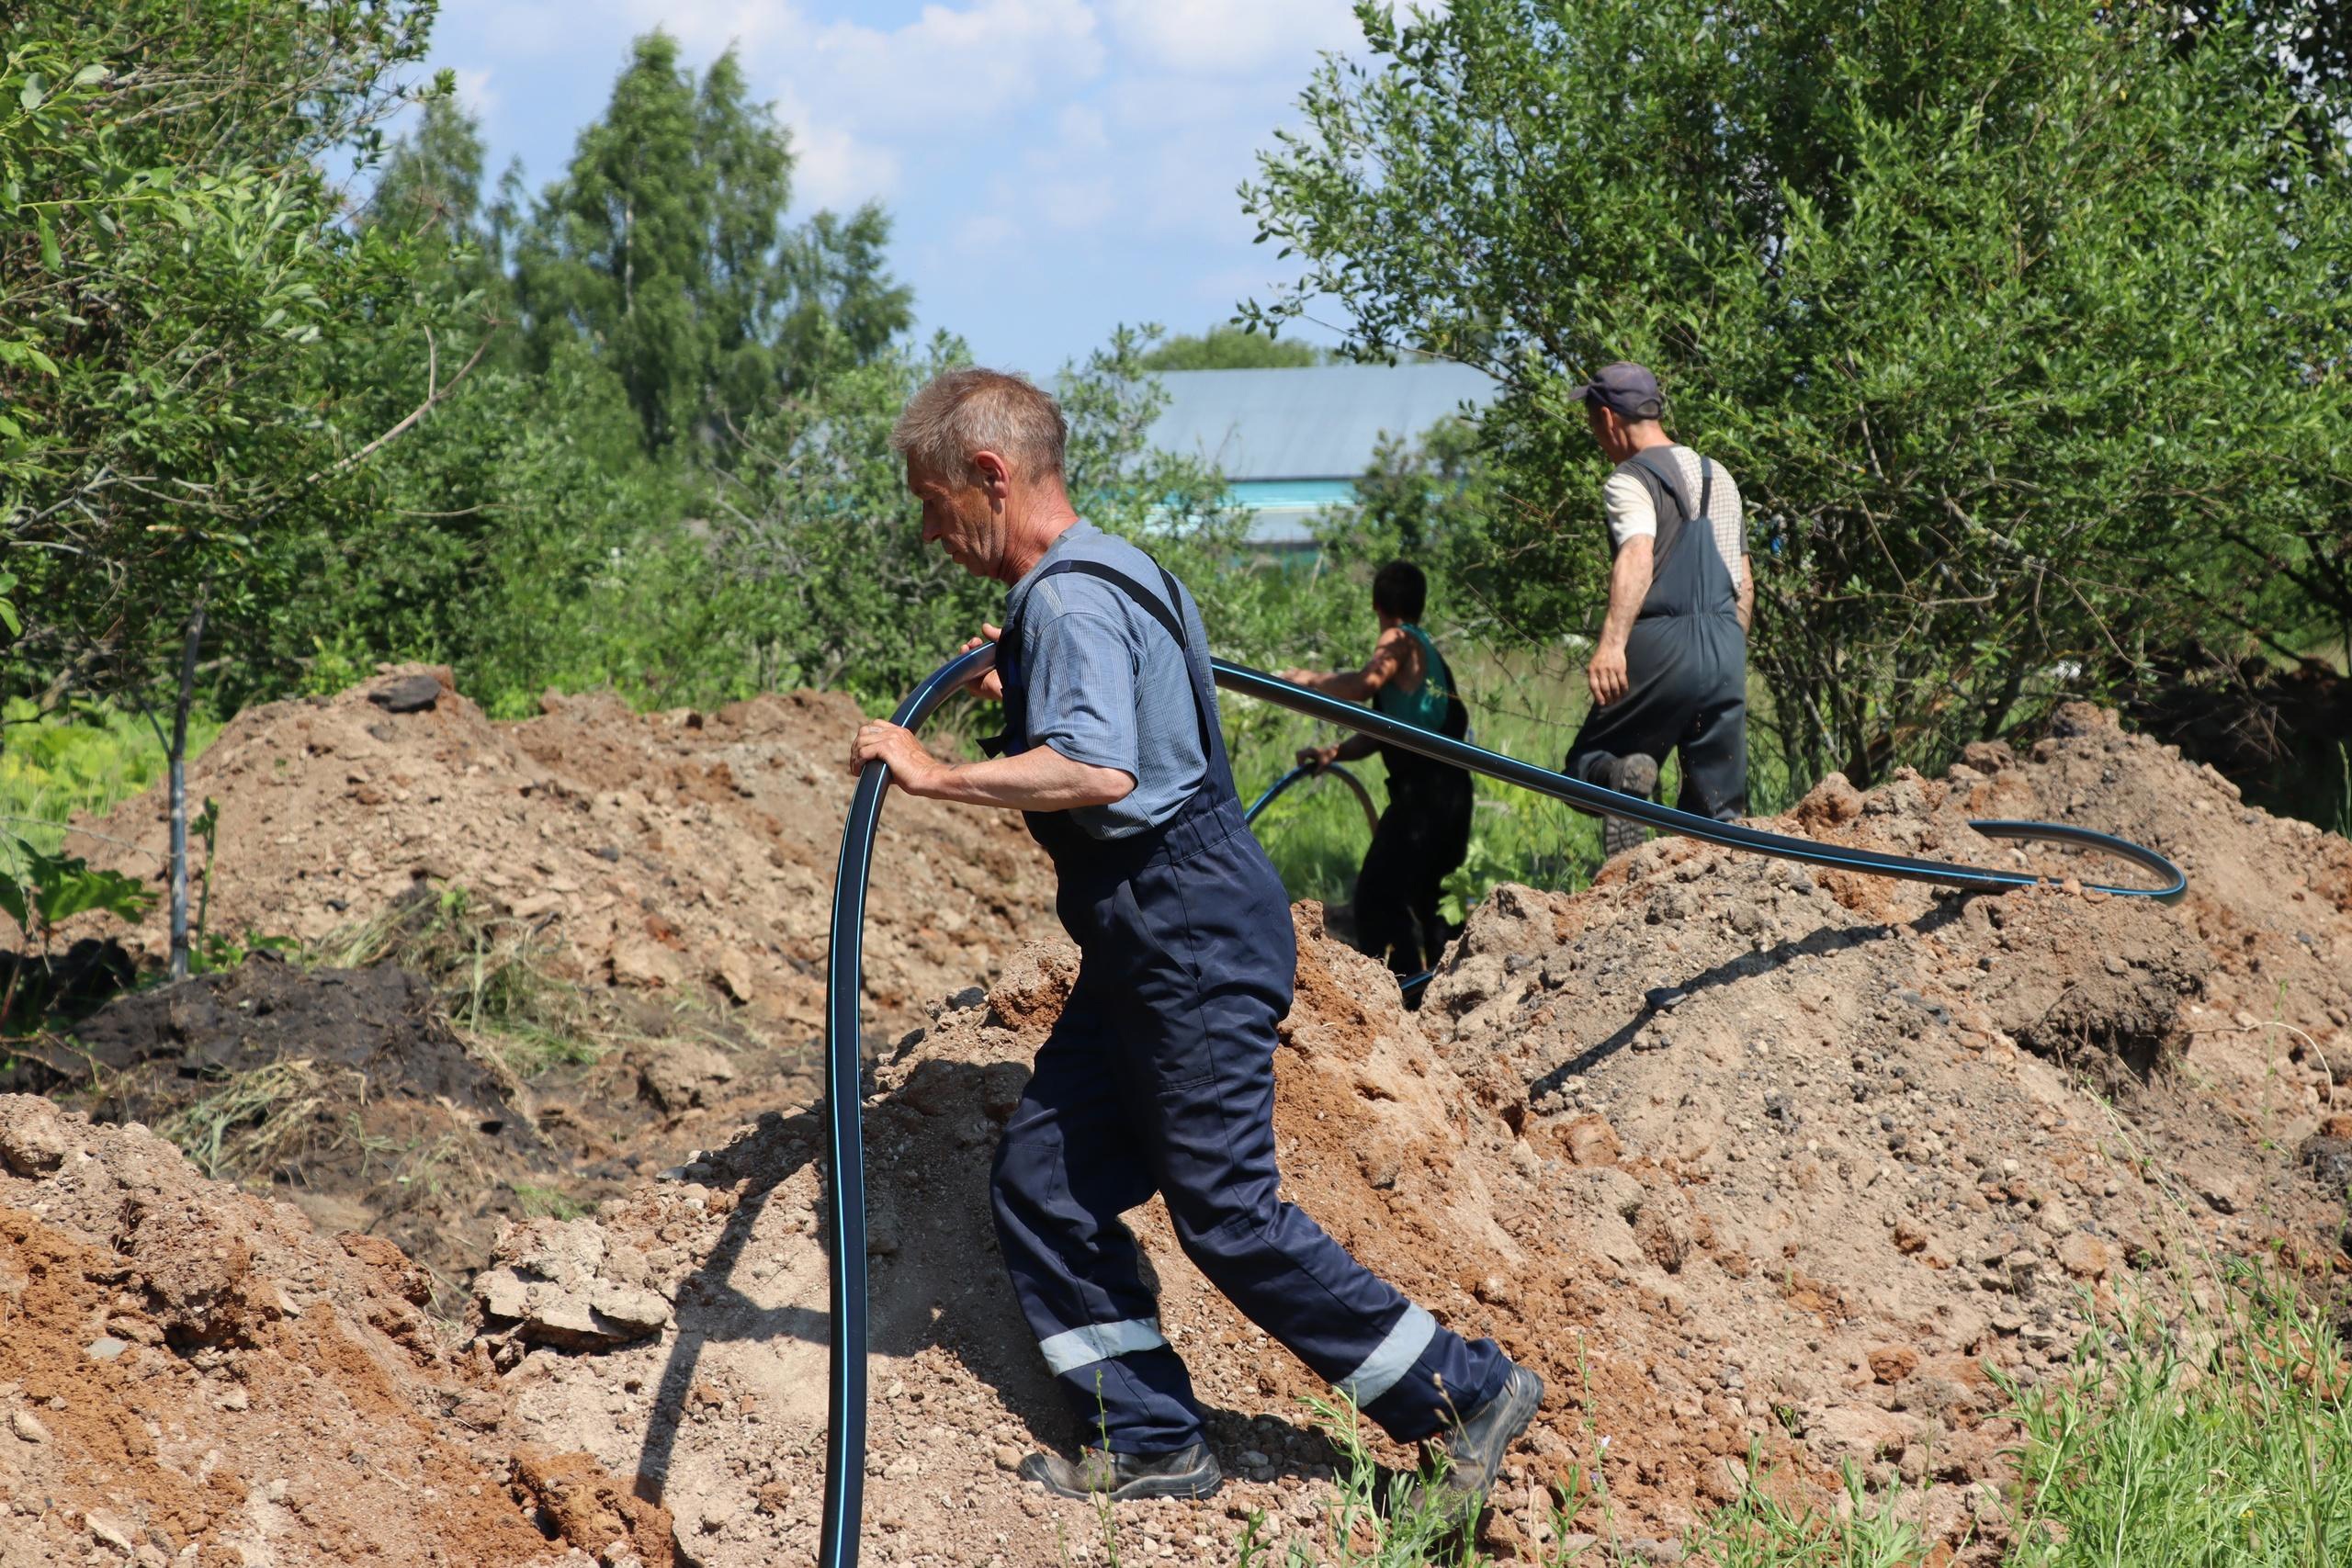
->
[[1335, 1303, 1434, 1405], [1039, 1317, 1167, 1377]]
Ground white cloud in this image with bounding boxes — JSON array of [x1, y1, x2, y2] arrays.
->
[[806, 0, 1104, 135], [953, 212, 1022, 253], [1055, 102, 1108, 152], [451, 67, 501, 120], [1036, 175, 1114, 231], [477, 2, 580, 57], [786, 110, 903, 207], [620, 0, 1104, 137], [1102, 0, 1362, 75]]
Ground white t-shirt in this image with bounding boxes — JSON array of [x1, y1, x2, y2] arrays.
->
[[1602, 445, 1746, 575]]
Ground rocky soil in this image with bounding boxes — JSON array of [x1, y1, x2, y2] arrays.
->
[[13, 695, 2351, 1565], [462, 705, 2352, 1565], [0, 1094, 662, 1568]]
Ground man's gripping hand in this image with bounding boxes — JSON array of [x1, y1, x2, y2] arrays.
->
[[850, 721, 945, 795], [959, 624, 1005, 703], [1587, 642, 1630, 707]]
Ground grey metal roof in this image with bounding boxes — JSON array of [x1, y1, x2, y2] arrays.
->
[[1143, 363, 1498, 482]]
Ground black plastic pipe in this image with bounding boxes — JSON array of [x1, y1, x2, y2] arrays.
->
[[1243, 761, 1382, 832], [820, 643, 995, 1568], [1212, 660, 2188, 902], [818, 645, 2187, 1568]]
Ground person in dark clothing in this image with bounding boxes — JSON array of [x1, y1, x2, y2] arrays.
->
[[1282, 562, 1473, 978], [850, 371, 1540, 1512], [1559, 362, 1752, 855]]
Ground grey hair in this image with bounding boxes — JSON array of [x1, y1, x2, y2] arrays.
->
[[889, 367, 1069, 483]]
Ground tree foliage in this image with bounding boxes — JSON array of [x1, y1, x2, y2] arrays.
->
[[1244, 1, 2352, 783], [3, 1, 437, 722], [4, 11, 939, 734], [510, 34, 910, 455], [1139, 324, 1324, 371]]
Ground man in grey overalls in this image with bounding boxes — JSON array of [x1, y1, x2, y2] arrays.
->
[[850, 368, 1541, 1511], [1561, 362, 1752, 854]]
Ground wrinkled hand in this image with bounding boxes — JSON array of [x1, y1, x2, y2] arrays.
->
[[1587, 643, 1630, 707], [958, 624, 1005, 702], [1278, 668, 1320, 689], [1295, 744, 1339, 772], [849, 720, 944, 795]]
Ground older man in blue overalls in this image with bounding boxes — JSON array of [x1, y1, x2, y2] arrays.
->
[[850, 367, 1541, 1510]]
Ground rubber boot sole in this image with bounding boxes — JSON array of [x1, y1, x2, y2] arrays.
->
[[1602, 754, 1659, 857]]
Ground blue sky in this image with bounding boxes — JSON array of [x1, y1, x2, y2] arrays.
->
[[408, 0, 1376, 373]]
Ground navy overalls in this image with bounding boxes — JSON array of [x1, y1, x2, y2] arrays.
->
[[987, 553, 1511, 1454], [1563, 448, 1749, 819]]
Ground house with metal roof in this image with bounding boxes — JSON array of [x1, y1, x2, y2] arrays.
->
[[1143, 362, 1498, 548]]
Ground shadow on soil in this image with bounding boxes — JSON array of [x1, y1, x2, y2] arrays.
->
[[628, 1076, 1347, 1543]]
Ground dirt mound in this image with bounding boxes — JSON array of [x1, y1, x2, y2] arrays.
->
[[460, 705, 2352, 1564], [6, 953, 595, 1304], [0, 1093, 657, 1568], [51, 666, 1055, 1321], [75, 664, 1052, 1037]]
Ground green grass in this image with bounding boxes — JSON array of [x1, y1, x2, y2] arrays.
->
[[159, 1058, 341, 1181], [511, 1180, 592, 1221], [316, 884, 610, 1079], [0, 698, 222, 877], [1075, 1269, 2349, 1566], [1999, 1267, 2351, 1568]]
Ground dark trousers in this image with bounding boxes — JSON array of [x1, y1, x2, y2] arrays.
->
[[1564, 613, 1748, 820], [989, 799, 1510, 1452], [1352, 773, 1473, 976]]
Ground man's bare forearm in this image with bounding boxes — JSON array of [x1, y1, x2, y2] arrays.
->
[[1308, 670, 1376, 701], [1736, 558, 1754, 634], [1599, 537, 1653, 652], [918, 743, 1135, 812]]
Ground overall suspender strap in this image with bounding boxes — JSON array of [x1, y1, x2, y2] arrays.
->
[[1623, 449, 1733, 622], [1626, 447, 1702, 567], [996, 556, 1232, 792]]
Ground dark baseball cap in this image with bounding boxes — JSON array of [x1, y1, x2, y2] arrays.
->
[[1568, 361, 1663, 420]]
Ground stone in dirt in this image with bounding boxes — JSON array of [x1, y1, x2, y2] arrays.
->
[[513, 1447, 675, 1566], [369, 671, 447, 714], [0, 1096, 582, 1567], [637, 1038, 739, 1113], [474, 1217, 673, 1349]]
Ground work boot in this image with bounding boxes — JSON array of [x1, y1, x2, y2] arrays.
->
[[1601, 753, 1658, 857], [1018, 1440, 1223, 1502], [1416, 1362, 1544, 1521]]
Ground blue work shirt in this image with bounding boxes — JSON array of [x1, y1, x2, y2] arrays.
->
[[1002, 521, 1213, 840]]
